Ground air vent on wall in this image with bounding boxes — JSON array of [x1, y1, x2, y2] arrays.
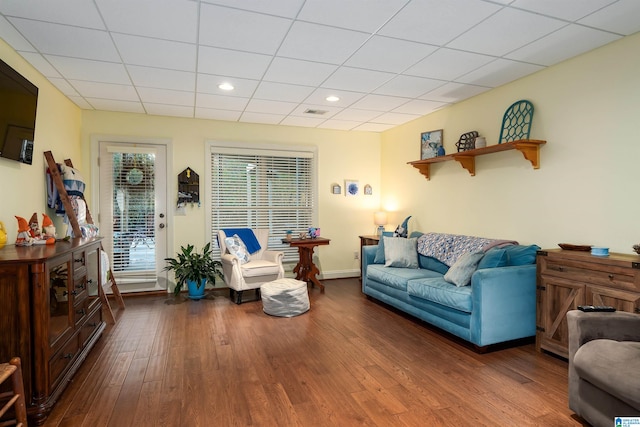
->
[[304, 109, 328, 115]]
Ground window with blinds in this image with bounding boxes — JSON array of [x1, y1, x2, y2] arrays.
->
[[209, 145, 316, 263]]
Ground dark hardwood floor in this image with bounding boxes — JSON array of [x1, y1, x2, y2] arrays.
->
[[42, 278, 588, 426]]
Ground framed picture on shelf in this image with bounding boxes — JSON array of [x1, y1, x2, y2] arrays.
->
[[344, 180, 359, 196], [420, 129, 443, 160]]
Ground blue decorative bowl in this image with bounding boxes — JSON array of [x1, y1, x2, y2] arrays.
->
[[591, 247, 609, 257]]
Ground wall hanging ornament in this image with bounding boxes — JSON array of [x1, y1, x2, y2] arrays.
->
[[177, 167, 200, 207]]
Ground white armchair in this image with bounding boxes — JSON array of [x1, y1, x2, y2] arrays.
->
[[217, 229, 284, 304]]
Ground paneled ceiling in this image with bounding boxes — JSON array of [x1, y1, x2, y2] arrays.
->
[[1, 0, 638, 132]]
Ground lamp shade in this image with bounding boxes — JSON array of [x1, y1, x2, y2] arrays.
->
[[374, 211, 388, 226]]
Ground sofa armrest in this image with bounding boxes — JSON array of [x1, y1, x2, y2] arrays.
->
[[261, 249, 284, 264], [469, 265, 537, 346], [361, 245, 378, 290]]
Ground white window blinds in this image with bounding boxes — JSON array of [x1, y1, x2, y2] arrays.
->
[[209, 145, 316, 263]]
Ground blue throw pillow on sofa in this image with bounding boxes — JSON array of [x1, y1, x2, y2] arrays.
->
[[477, 247, 509, 269], [505, 244, 541, 266], [373, 231, 394, 264]]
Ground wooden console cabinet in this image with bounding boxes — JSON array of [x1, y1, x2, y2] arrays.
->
[[536, 249, 640, 358], [0, 238, 105, 425]]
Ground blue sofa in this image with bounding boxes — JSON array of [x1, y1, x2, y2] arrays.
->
[[362, 232, 539, 348]]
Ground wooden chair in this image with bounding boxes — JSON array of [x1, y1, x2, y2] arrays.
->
[[0, 357, 28, 427]]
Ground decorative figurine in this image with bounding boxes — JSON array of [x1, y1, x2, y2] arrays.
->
[[15, 216, 34, 246], [42, 213, 56, 244]]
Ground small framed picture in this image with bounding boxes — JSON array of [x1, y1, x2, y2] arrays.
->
[[344, 180, 359, 196], [364, 184, 372, 195], [331, 184, 341, 194], [420, 129, 443, 160]]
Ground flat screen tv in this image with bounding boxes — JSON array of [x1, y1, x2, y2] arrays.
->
[[0, 58, 38, 165]]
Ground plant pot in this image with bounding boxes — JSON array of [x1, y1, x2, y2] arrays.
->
[[186, 278, 207, 300]]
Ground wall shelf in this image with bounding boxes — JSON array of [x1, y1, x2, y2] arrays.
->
[[408, 139, 546, 180]]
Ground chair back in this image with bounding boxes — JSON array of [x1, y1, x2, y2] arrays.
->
[[498, 99, 534, 143]]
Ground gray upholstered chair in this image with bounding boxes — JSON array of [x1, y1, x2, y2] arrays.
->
[[217, 229, 284, 304], [567, 310, 640, 427]]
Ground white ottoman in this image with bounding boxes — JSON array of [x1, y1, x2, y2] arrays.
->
[[260, 279, 310, 317]]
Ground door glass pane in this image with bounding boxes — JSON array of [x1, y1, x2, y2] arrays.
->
[[49, 259, 71, 344]]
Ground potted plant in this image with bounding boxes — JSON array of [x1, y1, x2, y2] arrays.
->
[[163, 243, 223, 300]]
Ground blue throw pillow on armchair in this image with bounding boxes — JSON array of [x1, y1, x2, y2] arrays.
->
[[373, 231, 394, 264], [505, 244, 541, 266]]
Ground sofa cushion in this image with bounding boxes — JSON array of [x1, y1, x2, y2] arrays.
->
[[407, 277, 473, 313], [504, 244, 540, 266], [384, 237, 419, 268], [477, 247, 508, 269], [373, 231, 394, 264], [574, 339, 640, 409], [444, 251, 484, 287], [418, 255, 450, 275], [367, 264, 440, 291]]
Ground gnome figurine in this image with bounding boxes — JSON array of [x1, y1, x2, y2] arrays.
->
[[42, 213, 57, 244], [29, 212, 42, 239], [15, 216, 34, 246]]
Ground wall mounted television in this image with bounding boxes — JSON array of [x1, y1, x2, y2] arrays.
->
[[0, 58, 38, 165]]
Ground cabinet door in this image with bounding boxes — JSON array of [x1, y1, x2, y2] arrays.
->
[[48, 254, 74, 350], [586, 285, 640, 314], [85, 245, 101, 313], [539, 277, 585, 358]]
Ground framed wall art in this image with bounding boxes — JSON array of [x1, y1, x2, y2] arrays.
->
[[420, 129, 443, 160], [331, 184, 341, 194], [344, 180, 359, 196], [363, 184, 372, 195]]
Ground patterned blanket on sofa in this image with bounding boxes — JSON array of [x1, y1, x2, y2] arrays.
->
[[417, 232, 517, 266]]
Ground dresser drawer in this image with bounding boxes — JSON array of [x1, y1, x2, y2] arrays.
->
[[541, 257, 637, 291], [49, 334, 79, 391], [73, 295, 89, 326], [79, 309, 102, 348]]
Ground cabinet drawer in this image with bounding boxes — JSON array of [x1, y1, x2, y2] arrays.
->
[[79, 309, 102, 348], [73, 296, 89, 326], [49, 334, 79, 391], [72, 250, 87, 275], [541, 258, 637, 291]]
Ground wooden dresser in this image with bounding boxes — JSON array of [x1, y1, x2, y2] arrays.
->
[[0, 238, 105, 425], [536, 249, 640, 358]]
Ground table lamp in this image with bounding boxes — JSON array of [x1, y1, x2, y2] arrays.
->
[[374, 211, 388, 236]]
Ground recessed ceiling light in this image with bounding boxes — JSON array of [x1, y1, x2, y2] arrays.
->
[[218, 83, 234, 91], [326, 95, 340, 102]]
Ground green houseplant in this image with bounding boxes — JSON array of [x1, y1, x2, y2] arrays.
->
[[164, 243, 223, 299]]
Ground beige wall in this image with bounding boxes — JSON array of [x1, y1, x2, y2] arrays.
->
[[80, 112, 381, 276], [0, 40, 82, 240], [381, 32, 640, 253]]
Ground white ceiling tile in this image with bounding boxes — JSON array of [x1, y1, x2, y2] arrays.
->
[[393, 99, 448, 115], [199, 5, 291, 55], [321, 67, 394, 93], [290, 104, 341, 118], [379, 0, 501, 45], [350, 94, 410, 111], [45, 56, 131, 84], [297, 0, 409, 33], [370, 112, 420, 125], [277, 21, 369, 64], [280, 116, 326, 127], [198, 46, 272, 80], [0, 0, 105, 28], [144, 103, 195, 118], [263, 58, 337, 86], [374, 75, 444, 98], [406, 48, 494, 81], [345, 36, 438, 73], [128, 66, 195, 92], [245, 99, 298, 115], [253, 82, 315, 103], [48, 78, 79, 96], [578, 0, 640, 35], [18, 52, 61, 78], [113, 34, 196, 72], [67, 96, 93, 109], [331, 109, 382, 122], [506, 24, 621, 66], [317, 120, 361, 131], [511, 0, 617, 21], [353, 122, 395, 132], [9, 18, 119, 61], [196, 93, 249, 111], [421, 82, 490, 102], [0, 16, 35, 52], [96, 0, 197, 43], [456, 58, 544, 87], [303, 89, 365, 107], [69, 80, 139, 101], [137, 87, 194, 106], [85, 98, 145, 113], [447, 8, 566, 56], [239, 112, 285, 125], [197, 74, 259, 97], [195, 107, 242, 121], [200, 0, 306, 19]]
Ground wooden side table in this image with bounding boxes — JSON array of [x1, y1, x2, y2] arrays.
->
[[358, 235, 380, 281], [282, 237, 331, 292]]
